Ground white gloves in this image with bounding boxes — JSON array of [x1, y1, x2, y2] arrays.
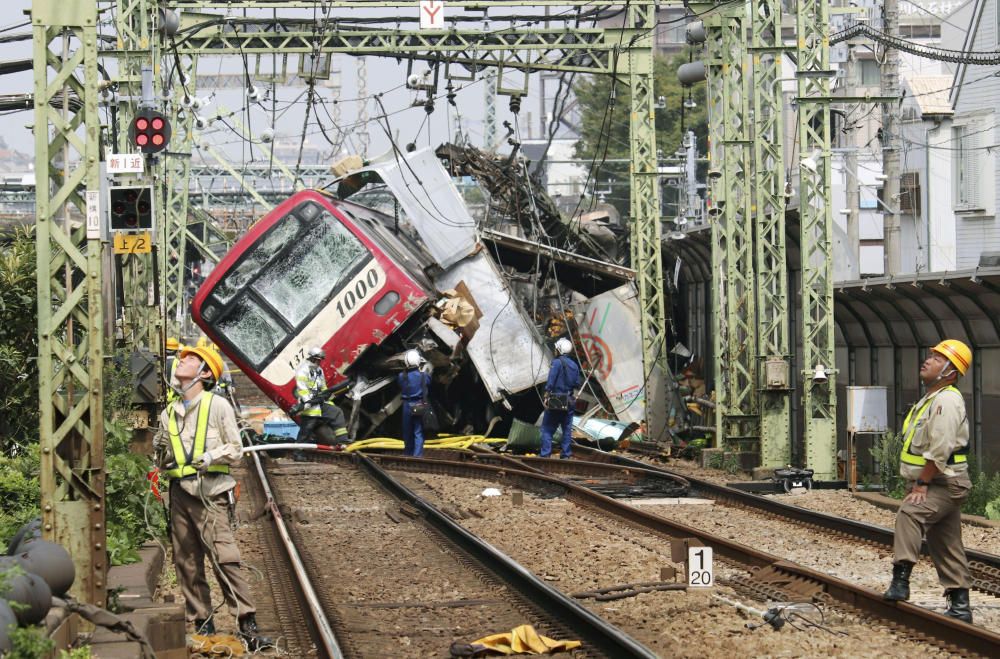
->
[[192, 452, 214, 473]]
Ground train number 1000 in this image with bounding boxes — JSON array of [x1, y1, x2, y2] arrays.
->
[[335, 267, 381, 318]]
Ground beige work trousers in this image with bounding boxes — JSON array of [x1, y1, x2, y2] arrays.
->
[[893, 474, 972, 591], [169, 481, 256, 622]]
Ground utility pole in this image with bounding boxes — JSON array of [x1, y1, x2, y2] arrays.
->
[[844, 46, 860, 280], [881, 0, 901, 274]]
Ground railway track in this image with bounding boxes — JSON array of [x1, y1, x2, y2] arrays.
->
[[568, 445, 1000, 600], [242, 448, 657, 658], [352, 449, 1000, 656]]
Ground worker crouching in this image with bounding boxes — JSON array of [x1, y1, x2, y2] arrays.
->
[[154, 345, 274, 650], [883, 339, 974, 624]]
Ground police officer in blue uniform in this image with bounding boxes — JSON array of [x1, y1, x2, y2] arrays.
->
[[540, 338, 583, 459], [398, 349, 430, 457]]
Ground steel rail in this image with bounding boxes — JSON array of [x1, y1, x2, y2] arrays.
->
[[245, 448, 345, 658], [570, 446, 1000, 572], [358, 452, 1000, 657], [353, 452, 659, 659]]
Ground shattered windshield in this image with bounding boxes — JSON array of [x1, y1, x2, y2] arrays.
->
[[214, 299, 286, 367], [213, 216, 301, 305], [252, 216, 368, 326], [206, 201, 371, 369]]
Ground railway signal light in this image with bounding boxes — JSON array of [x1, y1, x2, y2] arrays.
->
[[128, 108, 171, 154], [108, 185, 154, 231]]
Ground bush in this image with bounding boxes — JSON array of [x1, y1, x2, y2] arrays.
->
[[7, 626, 55, 659], [0, 447, 40, 546], [870, 432, 906, 499], [104, 414, 166, 567], [0, 227, 39, 454], [964, 461, 1000, 518]]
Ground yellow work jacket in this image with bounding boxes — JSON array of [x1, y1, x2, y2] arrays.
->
[[899, 385, 969, 480]]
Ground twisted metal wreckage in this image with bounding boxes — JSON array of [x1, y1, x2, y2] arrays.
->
[[206, 143, 694, 444]]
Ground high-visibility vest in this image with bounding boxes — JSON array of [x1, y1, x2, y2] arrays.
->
[[165, 393, 231, 479], [899, 385, 968, 467], [295, 364, 325, 417]]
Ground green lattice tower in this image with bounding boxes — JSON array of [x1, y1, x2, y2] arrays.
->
[[161, 52, 197, 338], [32, 0, 106, 606], [796, 0, 837, 479], [704, 6, 758, 449], [626, 2, 668, 440], [752, 0, 791, 468], [115, 0, 160, 351]]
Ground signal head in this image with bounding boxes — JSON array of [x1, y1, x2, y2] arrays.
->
[[128, 108, 171, 154]]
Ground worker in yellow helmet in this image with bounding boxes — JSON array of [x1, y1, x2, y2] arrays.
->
[[883, 339, 974, 623], [165, 338, 183, 403], [153, 344, 273, 649]]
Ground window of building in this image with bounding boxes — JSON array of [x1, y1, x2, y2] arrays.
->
[[899, 172, 921, 215], [953, 124, 983, 210], [950, 119, 997, 215], [858, 59, 881, 87]]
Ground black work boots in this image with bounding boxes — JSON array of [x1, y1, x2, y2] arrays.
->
[[883, 561, 914, 601], [944, 588, 973, 623], [238, 613, 275, 651]]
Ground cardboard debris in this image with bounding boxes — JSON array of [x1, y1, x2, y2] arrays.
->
[[436, 282, 483, 341]]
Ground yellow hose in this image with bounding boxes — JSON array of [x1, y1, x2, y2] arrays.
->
[[343, 435, 506, 453]]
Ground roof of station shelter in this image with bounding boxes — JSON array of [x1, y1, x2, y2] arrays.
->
[[834, 268, 1000, 350]]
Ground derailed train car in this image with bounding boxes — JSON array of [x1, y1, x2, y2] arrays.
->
[[192, 145, 684, 440]]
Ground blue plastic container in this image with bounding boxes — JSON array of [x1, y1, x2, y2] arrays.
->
[[263, 420, 300, 439]]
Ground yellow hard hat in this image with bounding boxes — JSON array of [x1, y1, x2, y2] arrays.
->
[[931, 339, 971, 376], [179, 345, 224, 380], [196, 336, 210, 349], [165, 337, 180, 351]]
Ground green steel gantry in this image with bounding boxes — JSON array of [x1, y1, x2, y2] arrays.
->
[[704, 5, 759, 452], [752, 0, 791, 469], [795, 0, 838, 479], [114, 0, 162, 350], [32, 0, 106, 605], [693, 0, 835, 478]]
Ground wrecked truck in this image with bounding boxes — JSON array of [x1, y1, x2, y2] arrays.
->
[[192, 144, 685, 441]]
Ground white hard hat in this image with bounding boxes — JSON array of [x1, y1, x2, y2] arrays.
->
[[404, 349, 421, 368], [554, 338, 573, 355], [308, 346, 325, 361]]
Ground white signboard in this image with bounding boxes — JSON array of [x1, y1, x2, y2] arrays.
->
[[419, 1, 445, 29], [106, 153, 145, 174], [688, 546, 714, 588], [85, 189, 100, 239]]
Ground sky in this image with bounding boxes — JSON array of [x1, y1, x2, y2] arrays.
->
[[0, 2, 568, 172]]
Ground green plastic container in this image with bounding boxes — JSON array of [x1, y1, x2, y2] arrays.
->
[[506, 418, 542, 453]]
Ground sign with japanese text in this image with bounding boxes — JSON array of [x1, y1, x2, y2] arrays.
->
[[106, 153, 145, 174], [113, 231, 152, 254], [86, 189, 100, 239]]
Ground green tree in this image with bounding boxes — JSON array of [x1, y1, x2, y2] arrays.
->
[[0, 227, 39, 454], [573, 51, 708, 220]]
